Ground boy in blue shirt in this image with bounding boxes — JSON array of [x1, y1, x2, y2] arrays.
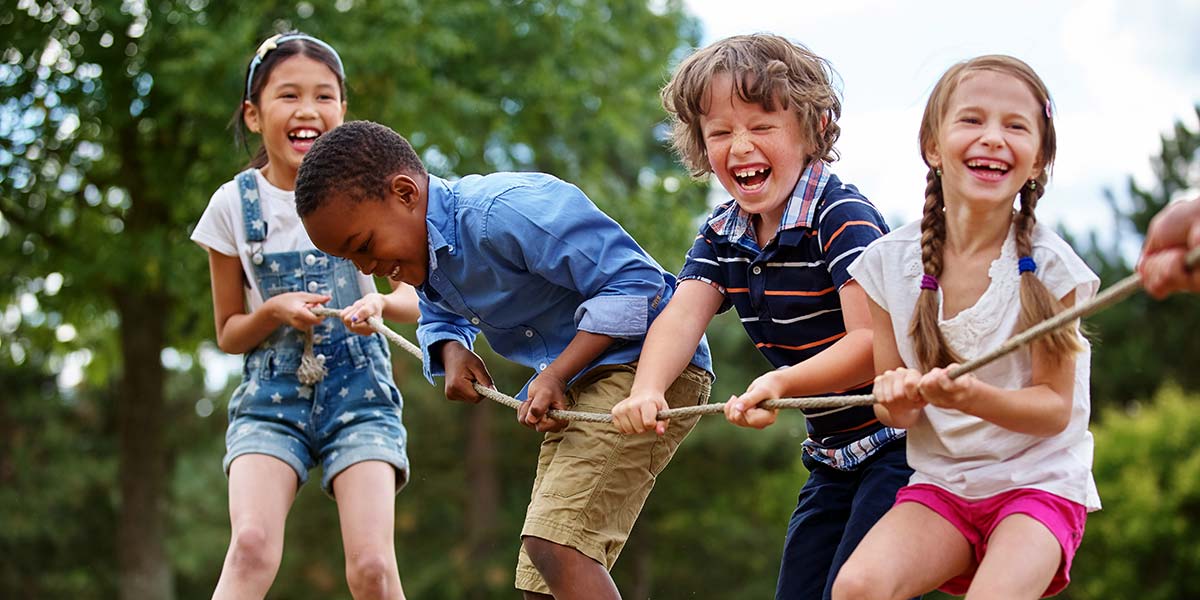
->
[[295, 120, 713, 600], [611, 34, 910, 600]]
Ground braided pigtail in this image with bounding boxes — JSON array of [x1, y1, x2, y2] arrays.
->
[[909, 167, 964, 370], [1013, 175, 1083, 362]]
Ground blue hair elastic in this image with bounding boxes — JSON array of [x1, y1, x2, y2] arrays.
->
[[1018, 256, 1037, 274], [245, 33, 345, 99]]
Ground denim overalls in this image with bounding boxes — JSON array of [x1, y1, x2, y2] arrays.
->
[[223, 169, 409, 494]]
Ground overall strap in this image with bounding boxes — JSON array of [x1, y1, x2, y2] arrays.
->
[[236, 169, 268, 242]]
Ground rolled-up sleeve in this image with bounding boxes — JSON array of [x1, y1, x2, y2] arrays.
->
[[482, 177, 665, 340], [416, 298, 479, 384]]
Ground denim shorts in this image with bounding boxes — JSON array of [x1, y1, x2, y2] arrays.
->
[[224, 331, 410, 496]]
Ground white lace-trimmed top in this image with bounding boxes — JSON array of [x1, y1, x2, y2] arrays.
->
[[849, 219, 1102, 511]]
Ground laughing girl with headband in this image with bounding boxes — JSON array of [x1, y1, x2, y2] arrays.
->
[[191, 32, 417, 599]]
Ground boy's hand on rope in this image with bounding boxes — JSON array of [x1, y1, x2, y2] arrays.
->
[[340, 293, 386, 336], [440, 341, 494, 404], [612, 390, 671, 436], [520, 371, 570, 433], [918, 365, 977, 411], [266, 292, 330, 331], [873, 368, 927, 419], [726, 372, 782, 429]]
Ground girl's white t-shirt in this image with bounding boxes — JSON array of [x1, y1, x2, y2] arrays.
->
[[190, 169, 377, 311], [849, 219, 1102, 511]]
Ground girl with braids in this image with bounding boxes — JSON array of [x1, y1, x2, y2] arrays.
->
[[833, 55, 1100, 600], [191, 32, 416, 599]]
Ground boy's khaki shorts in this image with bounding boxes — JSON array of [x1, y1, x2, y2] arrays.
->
[[514, 362, 712, 594]]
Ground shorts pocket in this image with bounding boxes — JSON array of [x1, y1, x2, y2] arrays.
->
[[540, 454, 604, 500]]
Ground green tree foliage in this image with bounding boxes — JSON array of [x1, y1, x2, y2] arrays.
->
[[1065, 386, 1200, 600], [3, 1, 786, 598], [1076, 108, 1200, 407], [0, 349, 118, 598]]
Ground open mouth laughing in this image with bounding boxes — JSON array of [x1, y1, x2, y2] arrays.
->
[[288, 127, 321, 152], [733, 165, 771, 190]]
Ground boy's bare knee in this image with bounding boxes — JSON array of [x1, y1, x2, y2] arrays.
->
[[522, 536, 568, 585]]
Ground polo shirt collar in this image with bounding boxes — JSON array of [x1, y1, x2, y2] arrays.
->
[[706, 160, 832, 243]]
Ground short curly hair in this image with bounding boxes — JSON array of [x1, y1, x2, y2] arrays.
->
[[662, 34, 842, 178], [295, 120, 427, 218]]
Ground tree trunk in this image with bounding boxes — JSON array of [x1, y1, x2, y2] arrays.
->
[[115, 290, 173, 600], [464, 406, 498, 599]]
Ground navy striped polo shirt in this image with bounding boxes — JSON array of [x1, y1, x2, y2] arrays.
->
[[679, 160, 904, 469]]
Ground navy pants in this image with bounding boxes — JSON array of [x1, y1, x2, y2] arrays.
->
[[775, 441, 914, 600]]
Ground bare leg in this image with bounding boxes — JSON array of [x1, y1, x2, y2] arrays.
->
[[333, 460, 405, 600], [832, 502, 973, 600], [212, 454, 298, 600], [964, 514, 1060, 600], [521, 536, 620, 600]]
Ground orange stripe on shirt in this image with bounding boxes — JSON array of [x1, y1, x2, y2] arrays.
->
[[754, 331, 845, 351], [726, 287, 749, 294], [823, 220, 883, 252], [764, 286, 836, 297]]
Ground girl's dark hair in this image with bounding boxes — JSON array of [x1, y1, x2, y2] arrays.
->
[[229, 32, 347, 169]]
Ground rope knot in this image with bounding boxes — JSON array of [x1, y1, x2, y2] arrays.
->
[[297, 329, 328, 385]]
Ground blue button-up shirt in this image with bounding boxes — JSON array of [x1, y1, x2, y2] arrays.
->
[[416, 172, 712, 397]]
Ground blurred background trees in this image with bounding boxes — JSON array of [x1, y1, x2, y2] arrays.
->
[[1, 1, 1197, 598]]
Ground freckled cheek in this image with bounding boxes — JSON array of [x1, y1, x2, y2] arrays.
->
[[706, 145, 727, 173]]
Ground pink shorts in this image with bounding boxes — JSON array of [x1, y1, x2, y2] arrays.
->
[[894, 483, 1087, 597]]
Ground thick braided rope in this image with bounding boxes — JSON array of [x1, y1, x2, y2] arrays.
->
[[311, 245, 1199, 424]]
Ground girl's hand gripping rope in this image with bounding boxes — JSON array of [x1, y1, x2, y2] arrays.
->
[[873, 367, 927, 428], [340, 292, 387, 336], [265, 292, 330, 330], [917, 364, 977, 412]]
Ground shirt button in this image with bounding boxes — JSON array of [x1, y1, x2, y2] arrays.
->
[[307, 281, 319, 292], [525, 329, 534, 338], [252, 254, 263, 265], [538, 363, 548, 371], [752, 266, 762, 275], [305, 254, 316, 265], [448, 245, 455, 252], [470, 317, 481, 325]]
